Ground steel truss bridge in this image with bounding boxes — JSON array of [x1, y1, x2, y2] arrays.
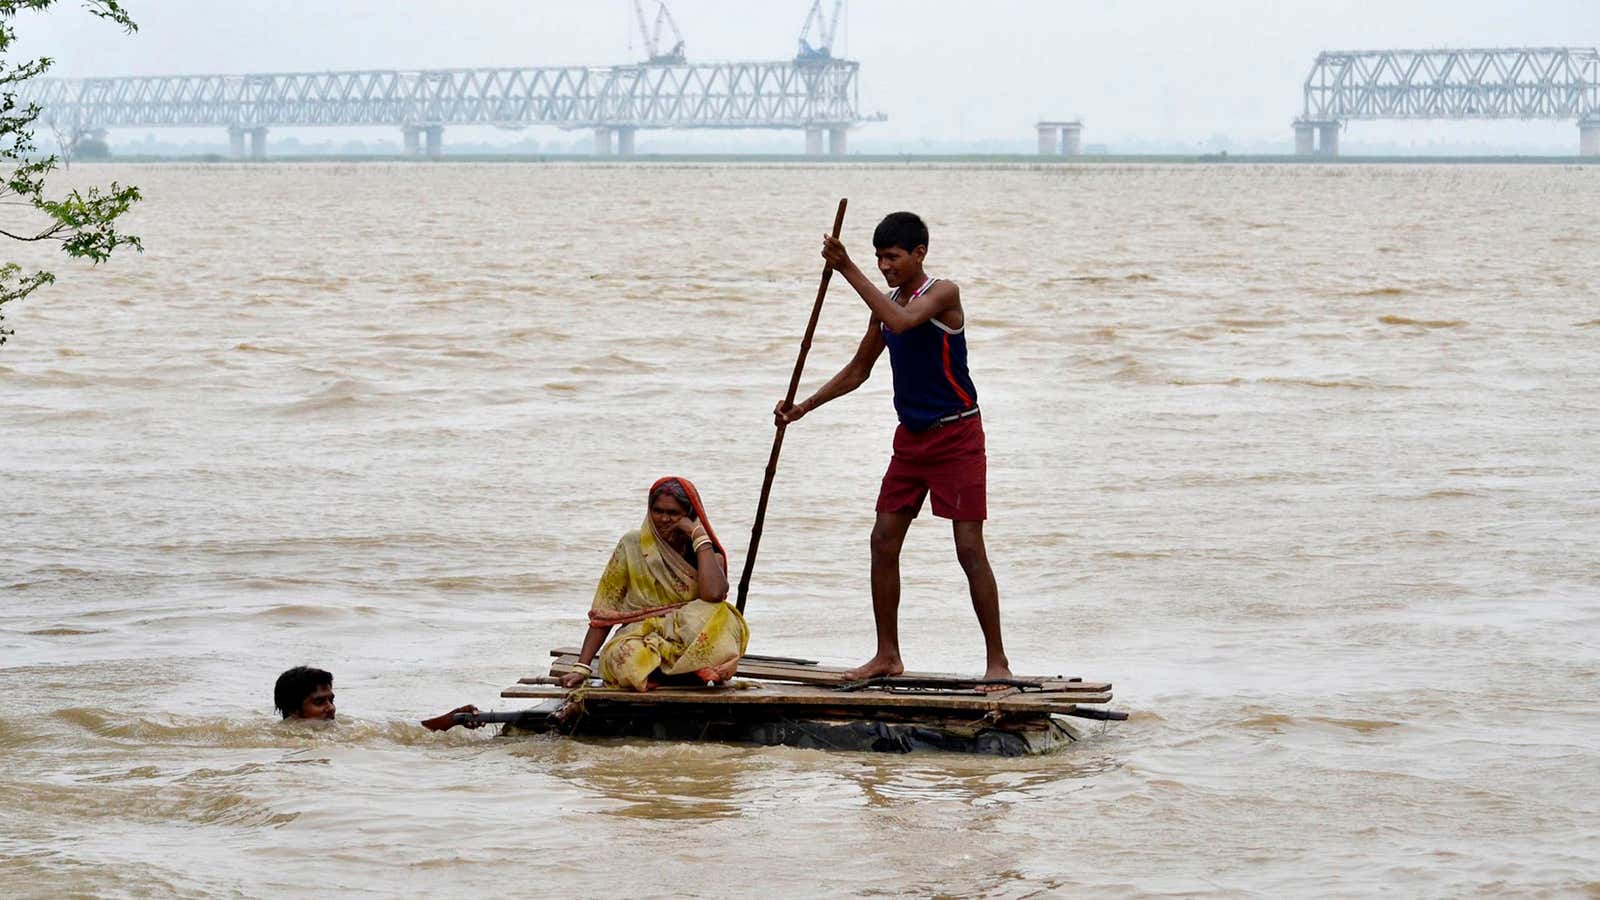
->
[[1294, 47, 1600, 156], [20, 59, 877, 158]]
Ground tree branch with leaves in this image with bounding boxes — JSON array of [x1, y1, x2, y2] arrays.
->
[[1, 0, 141, 347]]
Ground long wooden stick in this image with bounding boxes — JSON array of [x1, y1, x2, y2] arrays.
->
[[737, 197, 848, 613]]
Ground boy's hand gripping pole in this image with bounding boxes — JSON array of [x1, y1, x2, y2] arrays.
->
[[737, 198, 848, 613]]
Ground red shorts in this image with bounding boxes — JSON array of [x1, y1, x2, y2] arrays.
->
[[876, 414, 987, 520]]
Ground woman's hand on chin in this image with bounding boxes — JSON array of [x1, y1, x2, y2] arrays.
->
[[670, 516, 705, 540]]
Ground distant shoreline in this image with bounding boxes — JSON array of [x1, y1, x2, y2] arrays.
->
[[66, 152, 1600, 166]]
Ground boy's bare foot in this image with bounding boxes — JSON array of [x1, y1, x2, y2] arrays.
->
[[976, 661, 1014, 693], [843, 653, 904, 681]]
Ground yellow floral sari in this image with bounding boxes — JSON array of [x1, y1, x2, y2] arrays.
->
[[590, 477, 749, 691]]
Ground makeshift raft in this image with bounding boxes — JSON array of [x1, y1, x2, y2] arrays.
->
[[491, 647, 1126, 756]]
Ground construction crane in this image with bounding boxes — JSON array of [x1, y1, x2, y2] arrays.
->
[[796, 0, 843, 63], [633, 0, 686, 65]]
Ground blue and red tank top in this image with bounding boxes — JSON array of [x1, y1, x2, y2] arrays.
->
[[881, 277, 979, 432]]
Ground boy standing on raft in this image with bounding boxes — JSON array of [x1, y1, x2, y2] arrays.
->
[[774, 211, 1011, 688]]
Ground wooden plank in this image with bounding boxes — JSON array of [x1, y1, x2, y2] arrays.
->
[[550, 645, 1082, 682], [541, 656, 1110, 694], [500, 681, 1111, 713], [543, 657, 1111, 693], [730, 660, 1105, 690], [499, 686, 1110, 717], [542, 653, 1110, 693], [550, 646, 818, 666]]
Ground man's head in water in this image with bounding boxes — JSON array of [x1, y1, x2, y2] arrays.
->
[[274, 666, 335, 721], [871, 211, 929, 291]]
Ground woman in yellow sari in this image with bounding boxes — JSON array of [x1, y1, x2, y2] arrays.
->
[[559, 477, 749, 692]]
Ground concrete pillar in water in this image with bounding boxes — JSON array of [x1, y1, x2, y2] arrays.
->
[[228, 126, 246, 159], [805, 127, 825, 157], [828, 126, 848, 157], [616, 126, 637, 157], [1317, 122, 1339, 157], [1581, 120, 1600, 157], [1060, 123, 1083, 156], [248, 127, 268, 160], [1294, 122, 1315, 156], [1037, 125, 1060, 156], [402, 126, 421, 156], [593, 127, 613, 156], [424, 125, 443, 159]]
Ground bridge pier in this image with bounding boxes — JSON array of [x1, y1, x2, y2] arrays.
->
[[1294, 122, 1315, 156], [228, 126, 246, 159], [805, 127, 825, 157], [1061, 123, 1082, 156], [247, 127, 268, 160], [1294, 120, 1339, 157], [423, 125, 443, 158], [594, 126, 613, 156], [1036, 120, 1083, 156], [1581, 120, 1600, 157], [828, 126, 848, 157], [1318, 122, 1339, 157], [616, 126, 637, 157], [1037, 125, 1056, 155]]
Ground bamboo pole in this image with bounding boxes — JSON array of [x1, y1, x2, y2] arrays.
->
[[736, 197, 847, 613]]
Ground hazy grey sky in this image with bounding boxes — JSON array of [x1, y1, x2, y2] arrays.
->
[[13, 1, 1600, 148]]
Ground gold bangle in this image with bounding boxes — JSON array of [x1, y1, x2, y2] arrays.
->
[[570, 661, 592, 674]]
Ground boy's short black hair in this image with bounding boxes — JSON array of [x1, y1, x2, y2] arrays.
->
[[274, 666, 332, 719], [873, 212, 929, 254]]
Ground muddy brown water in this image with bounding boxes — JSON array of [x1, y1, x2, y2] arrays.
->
[[3, 162, 1598, 896]]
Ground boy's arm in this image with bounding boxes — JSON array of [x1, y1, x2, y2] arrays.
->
[[421, 705, 481, 732], [774, 317, 886, 424], [822, 236, 957, 334]]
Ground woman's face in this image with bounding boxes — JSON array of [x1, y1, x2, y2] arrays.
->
[[650, 492, 690, 535]]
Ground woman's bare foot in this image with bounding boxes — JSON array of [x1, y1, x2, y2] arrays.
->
[[976, 661, 1014, 693], [843, 653, 904, 682]]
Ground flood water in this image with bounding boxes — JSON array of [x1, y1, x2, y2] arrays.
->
[[3, 162, 1598, 897]]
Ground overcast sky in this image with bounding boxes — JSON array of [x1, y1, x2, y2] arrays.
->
[[12, 1, 1600, 148]]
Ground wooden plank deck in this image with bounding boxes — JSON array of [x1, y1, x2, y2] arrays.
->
[[501, 680, 1109, 715], [509, 645, 1120, 731], [544, 647, 1112, 695], [493, 645, 1125, 753]]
